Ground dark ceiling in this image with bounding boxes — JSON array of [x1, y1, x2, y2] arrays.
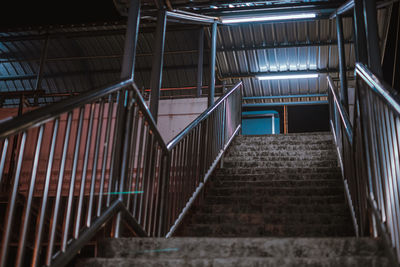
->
[[1, 0, 123, 29]]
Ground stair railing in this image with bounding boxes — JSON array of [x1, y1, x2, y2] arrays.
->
[[164, 81, 242, 237], [0, 77, 242, 266], [328, 62, 400, 265]]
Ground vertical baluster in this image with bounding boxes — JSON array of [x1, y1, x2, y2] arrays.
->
[[370, 93, 390, 225], [177, 141, 185, 213], [150, 147, 162, 236], [15, 127, 43, 267], [46, 113, 73, 265], [381, 103, 399, 247], [137, 125, 150, 224], [132, 114, 146, 217], [126, 102, 140, 212], [386, 109, 400, 251], [87, 102, 105, 227], [171, 148, 179, 224], [97, 95, 116, 216], [32, 119, 59, 267], [62, 107, 84, 251], [107, 91, 121, 207], [0, 131, 26, 267], [74, 104, 95, 238], [0, 138, 8, 182], [145, 139, 158, 233]]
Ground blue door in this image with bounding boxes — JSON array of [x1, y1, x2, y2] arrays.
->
[[242, 110, 280, 135]]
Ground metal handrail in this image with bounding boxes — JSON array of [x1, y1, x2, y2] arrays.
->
[[167, 81, 242, 150], [327, 76, 353, 143], [0, 77, 243, 266], [355, 62, 400, 115], [328, 63, 400, 265], [0, 79, 132, 139]]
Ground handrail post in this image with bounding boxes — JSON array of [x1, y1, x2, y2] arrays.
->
[[208, 21, 217, 107], [363, 0, 383, 78], [197, 27, 204, 98], [353, 0, 368, 64], [150, 10, 167, 122], [113, 0, 141, 238], [336, 14, 349, 112]]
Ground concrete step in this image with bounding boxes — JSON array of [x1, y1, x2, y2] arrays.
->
[[90, 237, 385, 259], [226, 144, 335, 153], [223, 160, 338, 169], [225, 150, 337, 158], [189, 213, 351, 225], [198, 203, 349, 214], [204, 195, 346, 205], [214, 167, 341, 176], [77, 256, 388, 267], [212, 173, 342, 181], [223, 155, 338, 162], [210, 179, 343, 188], [206, 186, 345, 197], [179, 223, 354, 237]]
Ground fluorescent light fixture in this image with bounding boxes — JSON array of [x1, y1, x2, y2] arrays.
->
[[257, 73, 319, 80], [222, 13, 316, 24]]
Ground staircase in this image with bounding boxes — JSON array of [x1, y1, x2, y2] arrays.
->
[[77, 132, 390, 266]]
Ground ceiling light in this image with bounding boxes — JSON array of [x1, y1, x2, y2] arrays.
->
[[221, 13, 316, 24], [257, 73, 319, 80]]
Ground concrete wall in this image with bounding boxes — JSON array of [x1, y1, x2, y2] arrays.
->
[[153, 97, 211, 143]]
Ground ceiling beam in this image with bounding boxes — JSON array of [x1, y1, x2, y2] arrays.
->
[[220, 68, 355, 80]]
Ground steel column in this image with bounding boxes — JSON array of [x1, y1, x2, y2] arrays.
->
[[336, 14, 349, 111], [208, 22, 217, 107], [353, 0, 368, 64], [150, 10, 167, 121], [363, 0, 383, 78], [120, 0, 141, 80], [197, 27, 204, 97]]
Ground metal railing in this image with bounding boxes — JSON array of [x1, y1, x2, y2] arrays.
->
[[328, 62, 400, 265], [165, 82, 242, 237], [0, 77, 242, 266]]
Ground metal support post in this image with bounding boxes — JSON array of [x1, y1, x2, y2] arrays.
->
[[34, 36, 49, 106], [363, 0, 383, 78], [150, 10, 167, 122], [113, 0, 141, 238], [120, 0, 141, 80], [208, 22, 217, 107], [197, 27, 204, 97], [336, 14, 349, 111], [353, 0, 368, 64]]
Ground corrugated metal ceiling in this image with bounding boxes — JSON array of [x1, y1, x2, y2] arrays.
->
[[0, 6, 391, 106]]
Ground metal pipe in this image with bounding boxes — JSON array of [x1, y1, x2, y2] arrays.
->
[[197, 27, 204, 97], [330, 0, 354, 18], [0, 78, 132, 140], [0, 132, 26, 267], [166, 10, 216, 24], [243, 100, 328, 107], [34, 36, 49, 106], [15, 126, 43, 267], [62, 107, 85, 251], [167, 81, 242, 150], [46, 113, 72, 265], [353, 0, 368, 64], [149, 10, 167, 122], [32, 119, 59, 267], [208, 22, 217, 107], [243, 94, 327, 100], [336, 14, 349, 111], [356, 63, 400, 115], [120, 0, 141, 80], [363, 0, 383, 78]]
